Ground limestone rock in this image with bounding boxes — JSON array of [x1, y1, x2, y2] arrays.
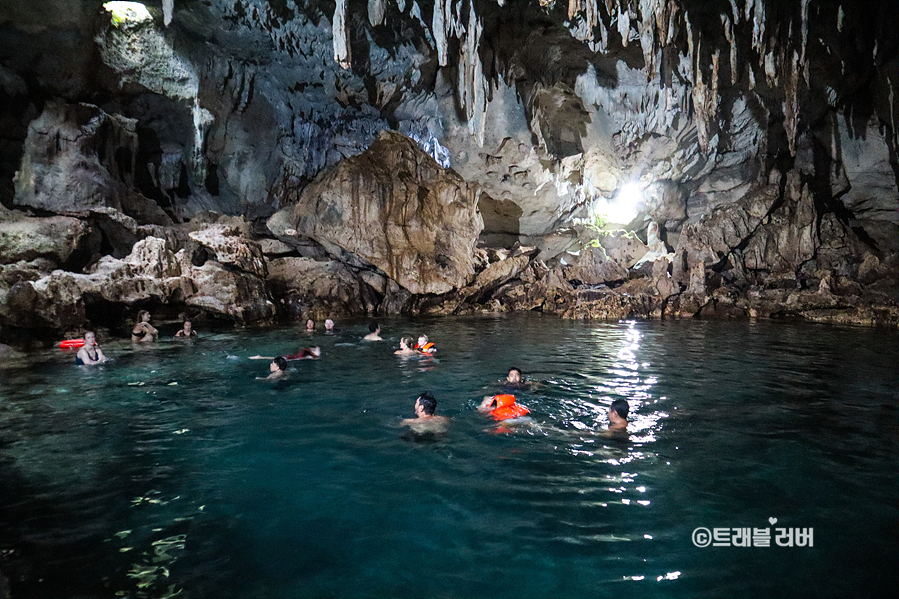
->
[[189, 224, 267, 277], [565, 247, 628, 285], [267, 257, 366, 318], [0, 206, 88, 266], [269, 131, 483, 295]]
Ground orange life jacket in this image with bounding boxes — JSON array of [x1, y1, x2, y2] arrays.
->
[[416, 342, 436, 354], [489, 394, 530, 421]]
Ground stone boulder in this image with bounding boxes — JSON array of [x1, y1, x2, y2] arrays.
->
[[189, 224, 267, 277], [267, 256, 367, 318], [564, 246, 628, 285], [0, 206, 88, 266], [268, 130, 483, 295]]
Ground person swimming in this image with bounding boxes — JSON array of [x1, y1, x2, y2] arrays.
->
[[249, 347, 320, 361], [257, 356, 288, 380], [503, 366, 531, 390], [401, 391, 449, 434], [174, 320, 197, 338], [363, 322, 382, 341], [607, 399, 629, 431], [131, 310, 158, 342], [478, 393, 530, 421], [75, 331, 107, 366], [414, 334, 437, 354], [324, 318, 336, 333], [395, 336, 417, 356], [305, 319, 315, 332]]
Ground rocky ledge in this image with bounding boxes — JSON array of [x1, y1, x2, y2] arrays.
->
[[2, 128, 897, 347]]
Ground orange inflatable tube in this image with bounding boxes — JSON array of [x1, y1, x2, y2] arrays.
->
[[59, 339, 85, 349], [489, 394, 530, 421]]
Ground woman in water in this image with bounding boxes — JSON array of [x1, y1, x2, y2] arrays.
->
[[174, 320, 198, 338], [131, 310, 158, 342], [395, 337, 417, 356], [76, 331, 107, 366]]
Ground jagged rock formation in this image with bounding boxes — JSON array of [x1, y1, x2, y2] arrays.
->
[[1, 1, 898, 341]]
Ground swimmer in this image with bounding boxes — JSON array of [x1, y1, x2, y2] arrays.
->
[[401, 391, 449, 434], [305, 319, 315, 332], [503, 366, 531, 390], [257, 356, 288, 380], [287, 346, 321, 360], [607, 399, 629, 432], [324, 318, 335, 333], [131, 310, 158, 342], [249, 346, 320, 360], [415, 334, 437, 354], [394, 336, 417, 356], [363, 322, 382, 341], [478, 393, 530, 421], [174, 320, 197, 338], [75, 331, 107, 366]]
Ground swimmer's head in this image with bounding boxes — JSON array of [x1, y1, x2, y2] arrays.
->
[[399, 336, 413, 350], [416, 391, 437, 416], [84, 331, 96, 346], [182, 320, 192, 332], [137, 309, 151, 323], [417, 334, 428, 346], [272, 356, 288, 372], [369, 322, 380, 333], [305, 319, 315, 330], [610, 399, 629, 420], [324, 318, 334, 330], [507, 367, 522, 383]]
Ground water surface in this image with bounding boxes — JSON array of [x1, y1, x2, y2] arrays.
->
[[1, 314, 897, 598]]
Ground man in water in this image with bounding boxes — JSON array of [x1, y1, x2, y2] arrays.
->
[[324, 318, 336, 333], [257, 356, 288, 380], [503, 367, 530, 390], [363, 322, 382, 341], [401, 391, 449, 434], [606, 399, 629, 434]]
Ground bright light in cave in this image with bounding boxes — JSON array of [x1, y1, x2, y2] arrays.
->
[[103, 2, 153, 26], [596, 182, 643, 225]]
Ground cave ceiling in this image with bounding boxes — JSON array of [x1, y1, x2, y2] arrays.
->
[[1, 0, 897, 248]]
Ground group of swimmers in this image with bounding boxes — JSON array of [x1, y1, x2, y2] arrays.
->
[[73, 314, 630, 433]]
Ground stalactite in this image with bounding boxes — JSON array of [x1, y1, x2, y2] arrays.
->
[[617, 5, 630, 47], [783, 50, 800, 156], [368, 0, 386, 26], [458, 1, 487, 145], [800, 0, 810, 84], [163, 0, 174, 27], [433, 0, 450, 66], [332, 0, 351, 69]]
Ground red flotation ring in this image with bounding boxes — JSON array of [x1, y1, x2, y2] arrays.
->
[[59, 339, 85, 349], [488, 394, 530, 421]]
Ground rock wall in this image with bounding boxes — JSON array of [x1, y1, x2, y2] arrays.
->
[[0, 1, 897, 340]]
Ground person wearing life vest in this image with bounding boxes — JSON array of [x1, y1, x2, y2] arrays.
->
[[478, 393, 530, 421], [415, 334, 437, 354]]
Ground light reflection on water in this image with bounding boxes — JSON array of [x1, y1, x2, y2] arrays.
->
[[0, 314, 897, 598]]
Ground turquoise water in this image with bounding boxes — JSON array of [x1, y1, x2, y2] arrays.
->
[[1, 314, 897, 598]]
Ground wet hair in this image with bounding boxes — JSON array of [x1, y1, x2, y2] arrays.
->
[[400, 336, 413, 348], [417, 391, 437, 416], [369, 322, 380, 333], [610, 399, 629, 419], [136, 309, 150, 322], [418, 334, 428, 342], [183, 320, 191, 326], [508, 367, 522, 377], [273, 356, 288, 371]]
